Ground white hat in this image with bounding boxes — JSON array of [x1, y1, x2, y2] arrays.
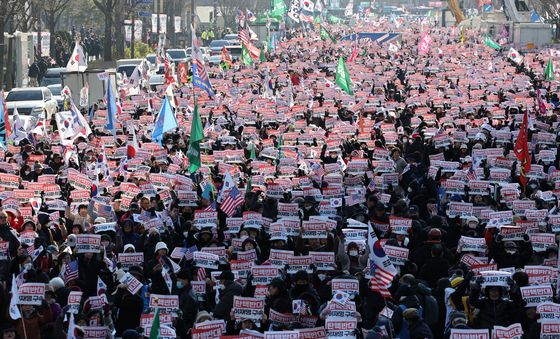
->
[[94, 217, 107, 224], [123, 244, 136, 253], [49, 277, 65, 290], [155, 241, 168, 253]]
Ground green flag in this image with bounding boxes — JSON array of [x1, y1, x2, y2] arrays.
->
[[149, 308, 160, 339], [320, 25, 336, 43], [259, 48, 267, 62], [545, 58, 555, 81], [246, 176, 252, 194], [271, 0, 287, 17], [187, 98, 204, 173], [335, 57, 353, 95], [483, 36, 501, 50], [327, 14, 342, 24], [250, 143, 256, 160], [242, 44, 254, 66], [314, 15, 322, 24]]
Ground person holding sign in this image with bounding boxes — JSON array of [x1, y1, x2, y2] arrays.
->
[[146, 241, 176, 295], [468, 276, 522, 329], [213, 270, 243, 320]]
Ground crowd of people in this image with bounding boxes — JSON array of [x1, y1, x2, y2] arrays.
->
[[1, 11, 560, 339]]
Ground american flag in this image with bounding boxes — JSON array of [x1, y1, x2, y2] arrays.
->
[[238, 29, 250, 48], [466, 165, 478, 181], [369, 262, 394, 299], [185, 245, 198, 261], [197, 267, 207, 281], [204, 202, 217, 212], [164, 57, 175, 85], [220, 187, 244, 217], [63, 260, 79, 283]]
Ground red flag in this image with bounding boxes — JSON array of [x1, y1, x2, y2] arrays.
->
[[221, 47, 233, 67], [348, 41, 359, 63], [514, 111, 531, 189], [164, 58, 175, 85]]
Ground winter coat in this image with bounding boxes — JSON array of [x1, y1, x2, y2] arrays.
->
[[213, 280, 243, 320], [408, 319, 434, 339], [114, 288, 144, 336]]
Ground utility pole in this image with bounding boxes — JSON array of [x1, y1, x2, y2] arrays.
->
[[190, 0, 195, 46], [172, 0, 176, 47], [156, 0, 161, 42]]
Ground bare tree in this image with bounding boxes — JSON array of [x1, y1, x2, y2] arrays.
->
[[92, 0, 119, 61], [0, 0, 25, 89], [538, 0, 560, 40], [44, 0, 72, 56], [217, 0, 254, 30]]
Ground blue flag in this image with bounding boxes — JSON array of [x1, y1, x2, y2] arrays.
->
[[151, 96, 178, 145], [530, 10, 540, 23], [106, 78, 117, 136], [191, 26, 215, 97]]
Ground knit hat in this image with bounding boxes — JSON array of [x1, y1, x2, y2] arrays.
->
[[403, 308, 419, 320], [49, 277, 65, 290], [451, 277, 464, 288]]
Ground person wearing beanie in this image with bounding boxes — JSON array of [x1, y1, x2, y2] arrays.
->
[[265, 277, 292, 315], [419, 244, 451, 288], [145, 241, 176, 295], [403, 308, 433, 339], [213, 270, 243, 320], [49, 277, 71, 307]]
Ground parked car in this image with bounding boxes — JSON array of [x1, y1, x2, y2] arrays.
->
[[47, 84, 64, 111], [40, 67, 66, 86], [209, 40, 232, 55], [166, 49, 190, 65], [5, 87, 58, 126]]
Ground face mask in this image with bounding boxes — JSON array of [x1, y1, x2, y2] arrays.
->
[[304, 206, 313, 211], [318, 274, 327, 281], [402, 138, 408, 143], [330, 154, 337, 159], [176, 281, 184, 289], [349, 250, 358, 257], [24, 263, 33, 270], [24, 170, 31, 175]]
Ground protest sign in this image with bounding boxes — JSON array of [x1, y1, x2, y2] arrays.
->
[[520, 284, 553, 307], [194, 251, 220, 269], [233, 296, 265, 322], [18, 283, 45, 305], [75, 234, 102, 253]]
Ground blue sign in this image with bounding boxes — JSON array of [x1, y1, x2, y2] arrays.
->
[[483, 4, 492, 12], [138, 11, 152, 17]]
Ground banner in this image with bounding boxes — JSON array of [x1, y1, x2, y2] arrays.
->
[[233, 296, 265, 322], [75, 234, 102, 253], [18, 283, 45, 305], [124, 20, 143, 42], [520, 284, 553, 307], [449, 329, 489, 339]]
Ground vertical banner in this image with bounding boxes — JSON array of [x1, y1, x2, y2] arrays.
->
[[175, 16, 181, 33], [151, 14, 167, 33]]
